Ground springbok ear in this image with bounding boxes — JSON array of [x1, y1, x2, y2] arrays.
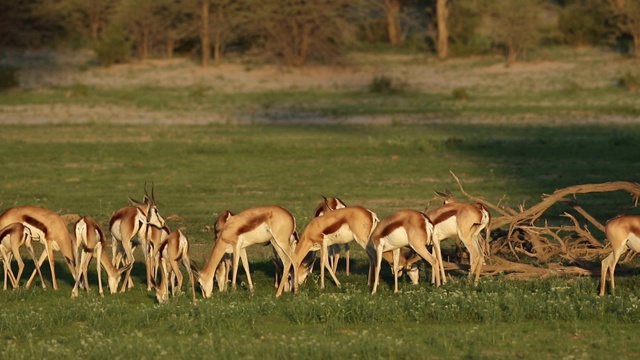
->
[[128, 196, 143, 206], [191, 259, 203, 275], [434, 191, 448, 198], [118, 262, 133, 275]]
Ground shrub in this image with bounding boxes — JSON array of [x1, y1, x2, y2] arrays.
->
[[0, 65, 19, 90], [369, 75, 406, 94], [452, 87, 469, 100], [617, 72, 639, 92], [92, 26, 131, 67]]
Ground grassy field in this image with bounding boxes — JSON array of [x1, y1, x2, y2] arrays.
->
[[1, 49, 640, 358]]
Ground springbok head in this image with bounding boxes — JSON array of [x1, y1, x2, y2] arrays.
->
[[313, 196, 347, 217], [129, 183, 165, 229], [434, 189, 456, 204]]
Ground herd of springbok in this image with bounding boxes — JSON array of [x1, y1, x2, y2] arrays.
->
[[0, 185, 638, 302]]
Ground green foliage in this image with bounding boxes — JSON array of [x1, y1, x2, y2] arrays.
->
[[557, 0, 614, 46], [92, 25, 132, 66], [451, 87, 469, 100], [617, 71, 639, 92], [368, 75, 406, 94], [0, 65, 19, 90], [448, 0, 492, 56]]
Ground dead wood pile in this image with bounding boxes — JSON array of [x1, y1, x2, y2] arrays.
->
[[434, 172, 640, 280]]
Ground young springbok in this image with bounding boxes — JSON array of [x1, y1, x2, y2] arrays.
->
[[0, 222, 37, 289], [313, 197, 350, 275], [154, 226, 196, 303], [72, 216, 130, 297]]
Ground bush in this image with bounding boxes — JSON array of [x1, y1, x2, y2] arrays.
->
[[0, 65, 19, 90], [617, 72, 639, 92], [452, 87, 469, 100], [92, 26, 131, 67], [369, 75, 406, 94]]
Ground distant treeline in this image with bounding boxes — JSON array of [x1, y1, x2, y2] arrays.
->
[[0, 0, 638, 66]]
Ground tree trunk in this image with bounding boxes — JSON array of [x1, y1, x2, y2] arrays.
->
[[212, 4, 223, 66], [200, 0, 211, 67], [436, 0, 449, 59], [384, 0, 401, 46]]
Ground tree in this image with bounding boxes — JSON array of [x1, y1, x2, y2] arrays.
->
[[435, 0, 448, 59], [199, 0, 210, 66], [384, 0, 401, 45], [447, 0, 484, 56], [486, 0, 547, 64], [558, 0, 612, 47], [246, 0, 360, 67], [67, 0, 117, 41], [608, 0, 640, 57]]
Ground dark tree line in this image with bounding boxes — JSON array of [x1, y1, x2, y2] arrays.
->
[[1, 0, 639, 67]]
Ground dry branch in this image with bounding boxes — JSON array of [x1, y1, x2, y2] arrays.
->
[[442, 173, 640, 279]]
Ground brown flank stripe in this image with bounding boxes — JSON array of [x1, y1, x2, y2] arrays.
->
[[321, 218, 347, 235], [237, 214, 269, 235], [430, 210, 457, 226], [23, 215, 48, 236], [380, 221, 405, 238]]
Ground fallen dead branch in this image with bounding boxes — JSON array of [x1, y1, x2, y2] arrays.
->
[[441, 172, 640, 280]]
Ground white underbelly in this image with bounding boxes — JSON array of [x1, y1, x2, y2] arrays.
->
[[324, 224, 354, 246], [238, 225, 272, 248], [380, 228, 409, 251], [433, 217, 458, 241], [627, 233, 640, 252]]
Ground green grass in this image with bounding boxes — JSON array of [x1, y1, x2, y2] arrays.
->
[[1, 84, 639, 119], [1, 123, 640, 358]]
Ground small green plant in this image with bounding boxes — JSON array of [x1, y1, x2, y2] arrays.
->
[[617, 72, 638, 92], [369, 75, 406, 94], [0, 65, 19, 90], [92, 26, 131, 67], [452, 87, 469, 100]]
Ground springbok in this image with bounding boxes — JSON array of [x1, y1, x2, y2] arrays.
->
[[197, 206, 297, 298], [109, 185, 166, 292], [369, 209, 442, 294], [154, 226, 196, 303], [0, 205, 76, 290], [72, 216, 130, 297], [313, 196, 350, 275], [425, 191, 491, 285], [600, 215, 640, 295], [294, 206, 379, 293], [0, 222, 37, 289]]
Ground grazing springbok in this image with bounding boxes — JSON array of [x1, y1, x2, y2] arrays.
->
[[294, 206, 379, 293], [369, 209, 442, 294], [600, 215, 640, 295], [109, 185, 166, 292], [313, 197, 350, 275], [379, 247, 422, 286], [0, 222, 38, 289], [197, 206, 297, 298], [154, 226, 196, 303], [72, 216, 130, 297], [0, 205, 77, 290], [425, 191, 491, 285]]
